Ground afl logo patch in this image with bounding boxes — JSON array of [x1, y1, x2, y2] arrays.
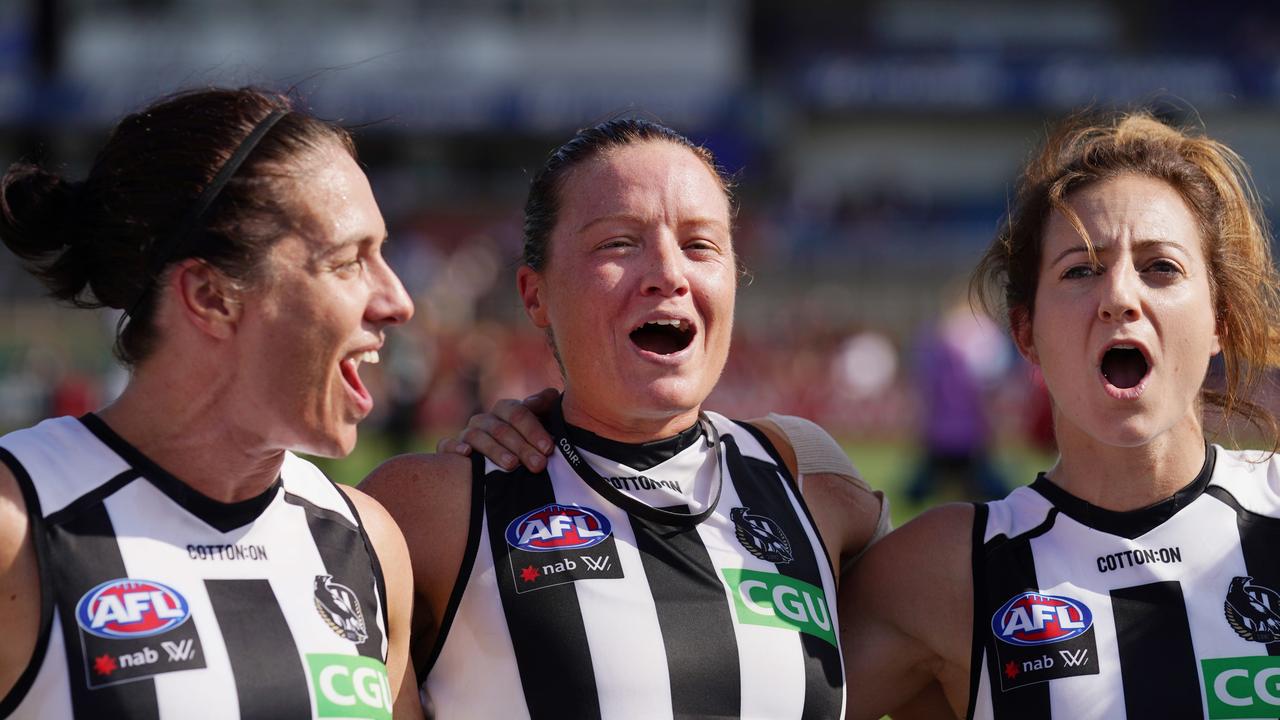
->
[[75, 579, 191, 639], [314, 575, 368, 644], [505, 503, 612, 552], [992, 592, 1093, 646], [1225, 575, 1280, 643], [731, 507, 793, 564]]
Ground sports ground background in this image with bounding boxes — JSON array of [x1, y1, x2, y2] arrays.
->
[[2, 1, 1279, 527]]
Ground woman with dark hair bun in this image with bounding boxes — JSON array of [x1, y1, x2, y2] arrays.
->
[[0, 87, 421, 719], [364, 118, 887, 718]]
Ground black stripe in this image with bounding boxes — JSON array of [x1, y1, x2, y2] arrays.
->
[[964, 502, 988, 720], [979, 509, 1052, 719], [1207, 484, 1280, 655], [206, 579, 312, 718], [47, 504, 160, 720], [632, 504, 741, 718], [0, 449, 55, 716], [485, 464, 601, 719], [734, 419, 839, 581], [293, 489, 386, 661], [80, 414, 279, 532], [420, 452, 487, 681], [727, 436, 843, 719], [44, 468, 139, 527], [1111, 581, 1202, 718]]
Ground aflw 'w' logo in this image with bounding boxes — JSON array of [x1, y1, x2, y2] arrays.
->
[[580, 555, 612, 572], [161, 639, 196, 662], [1059, 649, 1089, 667]]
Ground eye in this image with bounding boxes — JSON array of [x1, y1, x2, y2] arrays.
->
[[596, 236, 636, 251], [1062, 264, 1100, 280], [1144, 258, 1183, 275], [334, 255, 365, 276]]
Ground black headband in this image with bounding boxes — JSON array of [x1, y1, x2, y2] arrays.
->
[[127, 109, 287, 318]]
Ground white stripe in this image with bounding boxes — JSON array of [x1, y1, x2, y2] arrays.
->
[[1, 417, 130, 516], [426, 514, 530, 719], [549, 455, 675, 719], [701, 449, 808, 719]]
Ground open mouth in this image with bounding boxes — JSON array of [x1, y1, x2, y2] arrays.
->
[[629, 319, 695, 355], [339, 350, 380, 407], [1101, 345, 1149, 390]]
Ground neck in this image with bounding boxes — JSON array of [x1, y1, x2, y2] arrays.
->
[[97, 365, 285, 504], [560, 390, 701, 444], [1046, 411, 1207, 512]]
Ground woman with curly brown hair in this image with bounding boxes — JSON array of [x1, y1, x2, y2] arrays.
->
[[842, 112, 1280, 719]]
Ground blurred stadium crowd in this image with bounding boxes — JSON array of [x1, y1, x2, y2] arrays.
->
[[2, 0, 1279, 489]]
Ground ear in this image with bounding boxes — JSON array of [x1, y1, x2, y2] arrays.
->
[[1010, 306, 1039, 365], [171, 259, 244, 339], [517, 265, 551, 329]]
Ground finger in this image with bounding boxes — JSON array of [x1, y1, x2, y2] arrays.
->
[[462, 417, 547, 472], [458, 427, 520, 471], [521, 387, 561, 416], [500, 403, 555, 456], [435, 436, 472, 456]]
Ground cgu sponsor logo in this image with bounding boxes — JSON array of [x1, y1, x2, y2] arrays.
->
[[505, 503, 612, 552], [307, 654, 393, 720], [992, 592, 1093, 647], [1203, 656, 1280, 719], [721, 568, 836, 647], [75, 579, 190, 639]]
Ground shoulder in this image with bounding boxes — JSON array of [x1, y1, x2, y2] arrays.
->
[[1209, 445, 1280, 515], [0, 461, 30, 572], [358, 453, 476, 607]]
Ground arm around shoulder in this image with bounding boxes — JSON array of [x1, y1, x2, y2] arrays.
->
[[841, 502, 976, 720]]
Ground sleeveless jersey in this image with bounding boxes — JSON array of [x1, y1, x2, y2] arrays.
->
[[969, 444, 1280, 719], [0, 415, 392, 720], [425, 411, 845, 719]]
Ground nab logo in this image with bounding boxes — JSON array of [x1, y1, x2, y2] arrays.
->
[[992, 592, 1092, 647], [75, 579, 190, 639], [505, 503, 612, 552]]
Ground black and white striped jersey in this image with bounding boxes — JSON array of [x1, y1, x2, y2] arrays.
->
[[969, 444, 1280, 720], [0, 415, 392, 720], [424, 411, 845, 719]]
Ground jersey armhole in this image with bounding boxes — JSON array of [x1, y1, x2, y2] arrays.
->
[[964, 501, 989, 720], [0, 448, 54, 717], [418, 452, 486, 683], [333, 480, 391, 663]]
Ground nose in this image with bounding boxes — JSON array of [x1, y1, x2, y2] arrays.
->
[[367, 256, 415, 327], [641, 235, 689, 298], [1097, 265, 1141, 323]]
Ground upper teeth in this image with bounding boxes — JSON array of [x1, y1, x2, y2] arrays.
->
[[1113, 344, 1136, 350], [646, 319, 686, 330], [354, 350, 380, 365]]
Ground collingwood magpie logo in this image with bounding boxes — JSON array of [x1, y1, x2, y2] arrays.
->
[[314, 575, 368, 644], [1225, 576, 1280, 643], [731, 507, 793, 564]]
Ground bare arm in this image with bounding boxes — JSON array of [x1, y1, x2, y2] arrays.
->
[[360, 453, 473, 679], [0, 462, 41, 703], [842, 503, 975, 720], [339, 486, 425, 720]]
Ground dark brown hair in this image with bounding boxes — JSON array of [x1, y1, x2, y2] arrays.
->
[[0, 86, 356, 366], [973, 111, 1280, 446]]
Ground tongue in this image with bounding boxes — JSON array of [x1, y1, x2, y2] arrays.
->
[[631, 326, 687, 355], [1102, 350, 1147, 389], [340, 359, 370, 400]]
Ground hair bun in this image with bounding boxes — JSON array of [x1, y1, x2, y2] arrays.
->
[[0, 163, 91, 303]]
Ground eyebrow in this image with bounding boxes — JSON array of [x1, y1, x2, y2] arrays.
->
[[1048, 239, 1187, 267], [575, 214, 730, 235], [309, 232, 389, 262]]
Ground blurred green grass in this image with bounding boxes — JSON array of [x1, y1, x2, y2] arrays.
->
[[308, 433, 1057, 527]]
